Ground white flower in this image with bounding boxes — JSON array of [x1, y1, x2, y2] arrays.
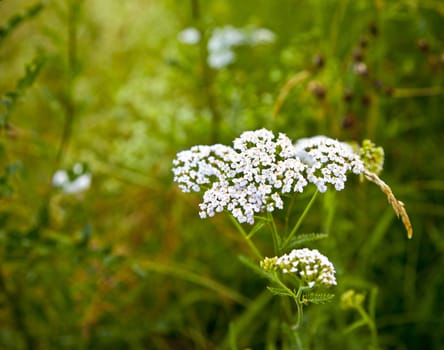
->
[[172, 130, 366, 225], [52, 163, 91, 194], [172, 129, 308, 224], [250, 28, 276, 44], [178, 27, 201, 45], [208, 26, 246, 52], [206, 26, 245, 69], [206, 26, 276, 69], [197, 129, 307, 224], [172, 144, 237, 193], [264, 248, 336, 288], [295, 136, 364, 193], [52, 170, 69, 187], [63, 173, 91, 194], [208, 49, 236, 69]]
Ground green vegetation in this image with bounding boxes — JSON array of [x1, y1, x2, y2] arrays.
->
[[1, 0, 443, 349]]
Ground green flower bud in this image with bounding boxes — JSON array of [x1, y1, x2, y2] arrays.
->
[[359, 139, 384, 175]]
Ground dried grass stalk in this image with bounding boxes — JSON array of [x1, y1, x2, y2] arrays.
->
[[363, 170, 412, 239]]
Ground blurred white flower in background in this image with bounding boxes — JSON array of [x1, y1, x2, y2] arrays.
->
[[208, 26, 246, 50], [177, 27, 201, 45], [207, 49, 236, 69], [178, 25, 276, 69], [52, 163, 91, 194], [249, 28, 276, 44]]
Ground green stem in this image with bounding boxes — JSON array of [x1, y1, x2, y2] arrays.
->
[[293, 286, 307, 330], [229, 215, 263, 260], [191, 0, 222, 143], [246, 220, 265, 239], [272, 274, 308, 349], [282, 190, 319, 249], [272, 273, 305, 330], [294, 330, 304, 350], [328, 0, 349, 58], [356, 306, 379, 349], [56, 0, 79, 165], [284, 194, 296, 234], [273, 272, 297, 299], [190, 0, 200, 18], [267, 211, 280, 254]]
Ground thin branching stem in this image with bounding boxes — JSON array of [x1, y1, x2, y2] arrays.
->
[[56, 0, 79, 165], [272, 273, 307, 331], [267, 211, 280, 254], [356, 305, 379, 349], [284, 194, 296, 234], [229, 215, 263, 260], [294, 287, 304, 330], [294, 331, 304, 350], [190, 0, 222, 143], [282, 190, 319, 249]]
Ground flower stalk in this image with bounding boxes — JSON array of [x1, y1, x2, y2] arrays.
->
[[282, 189, 319, 250]]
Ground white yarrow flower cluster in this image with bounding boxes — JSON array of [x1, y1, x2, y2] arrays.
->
[[172, 129, 365, 224], [172, 144, 237, 193], [199, 129, 307, 224], [263, 248, 337, 288], [295, 136, 364, 193]]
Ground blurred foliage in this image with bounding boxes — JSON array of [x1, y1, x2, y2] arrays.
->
[[0, 0, 444, 349]]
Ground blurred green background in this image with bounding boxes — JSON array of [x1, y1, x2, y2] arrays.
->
[[1, 0, 443, 349]]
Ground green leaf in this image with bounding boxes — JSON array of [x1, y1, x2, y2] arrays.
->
[[220, 290, 272, 349], [238, 255, 272, 281], [76, 224, 92, 248], [0, 161, 23, 197], [1, 56, 45, 126], [303, 292, 335, 304], [343, 319, 368, 334], [131, 263, 147, 278], [267, 286, 294, 297], [282, 232, 328, 250], [17, 57, 45, 92], [0, 2, 45, 44]]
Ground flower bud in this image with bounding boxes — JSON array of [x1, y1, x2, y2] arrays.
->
[[262, 248, 337, 288]]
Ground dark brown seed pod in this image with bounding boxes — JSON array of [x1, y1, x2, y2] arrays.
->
[[373, 80, 383, 91], [417, 39, 430, 53], [313, 54, 325, 69], [369, 22, 378, 36], [384, 86, 394, 96], [352, 47, 365, 62], [343, 90, 354, 103], [361, 95, 371, 107], [341, 113, 356, 129], [359, 37, 369, 49], [308, 81, 326, 100]]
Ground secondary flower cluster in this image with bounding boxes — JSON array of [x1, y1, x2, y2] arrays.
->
[[261, 248, 337, 288], [295, 136, 364, 192], [172, 129, 365, 224]]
